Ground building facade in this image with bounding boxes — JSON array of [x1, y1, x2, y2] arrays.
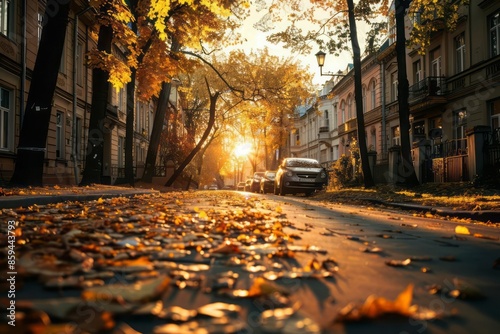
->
[[290, 0, 500, 185], [0, 1, 179, 185]]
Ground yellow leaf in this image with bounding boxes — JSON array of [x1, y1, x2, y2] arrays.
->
[[198, 211, 208, 220], [455, 225, 470, 235]]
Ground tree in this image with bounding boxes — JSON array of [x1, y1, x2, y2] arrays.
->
[[141, 0, 250, 183], [393, 0, 419, 186], [346, 0, 375, 187], [10, 2, 70, 186]]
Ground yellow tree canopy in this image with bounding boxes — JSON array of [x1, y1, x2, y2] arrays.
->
[[88, 0, 250, 93], [407, 0, 469, 54]]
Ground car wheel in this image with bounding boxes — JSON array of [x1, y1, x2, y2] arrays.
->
[[274, 182, 279, 195], [279, 179, 287, 196]]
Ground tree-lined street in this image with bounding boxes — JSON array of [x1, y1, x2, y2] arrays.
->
[[2, 189, 499, 333]]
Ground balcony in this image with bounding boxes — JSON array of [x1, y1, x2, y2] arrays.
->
[[318, 126, 330, 139], [409, 76, 447, 113]]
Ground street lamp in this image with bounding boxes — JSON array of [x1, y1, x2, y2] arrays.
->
[[315, 50, 346, 77]]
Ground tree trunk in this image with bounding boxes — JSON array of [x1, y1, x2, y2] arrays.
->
[[347, 0, 374, 188], [395, 0, 420, 187], [165, 91, 218, 187], [79, 20, 113, 186], [125, 69, 136, 185], [142, 39, 180, 183], [10, 2, 70, 186], [141, 82, 172, 182]]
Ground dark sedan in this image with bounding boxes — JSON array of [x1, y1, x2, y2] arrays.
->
[[274, 158, 328, 196], [260, 170, 276, 194]]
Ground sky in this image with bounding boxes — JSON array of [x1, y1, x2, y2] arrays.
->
[[231, 1, 375, 89]]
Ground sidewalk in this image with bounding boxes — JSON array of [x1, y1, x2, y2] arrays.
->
[[359, 197, 500, 223], [0, 185, 159, 209]]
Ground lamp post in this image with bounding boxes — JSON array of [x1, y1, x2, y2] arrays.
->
[[315, 50, 347, 77]]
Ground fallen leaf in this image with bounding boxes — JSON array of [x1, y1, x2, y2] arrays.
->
[[473, 233, 499, 241], [455, 226, 470, 235], [247, 277, 289, 297], [337, 284, 415, 321], [82, 275, 170, 303], [385, 258, 411, 267]]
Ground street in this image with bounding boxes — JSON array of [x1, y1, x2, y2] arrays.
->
[[1, 190, 500, 334]]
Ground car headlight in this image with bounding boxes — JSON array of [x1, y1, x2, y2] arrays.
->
[[286, 171, 293, 177]]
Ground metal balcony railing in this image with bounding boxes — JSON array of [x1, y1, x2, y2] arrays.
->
[[409, 76, 447, 103]]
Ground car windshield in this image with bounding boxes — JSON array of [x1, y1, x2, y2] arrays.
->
[[286, 159, 321, 168], [266, 172, 276, 178]]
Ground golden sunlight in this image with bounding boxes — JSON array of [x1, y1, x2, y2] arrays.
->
[[234, 142, 252, 158]]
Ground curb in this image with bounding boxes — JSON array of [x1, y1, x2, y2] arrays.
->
[[0, 189, 159, 209], [362, 198, 499, 223]]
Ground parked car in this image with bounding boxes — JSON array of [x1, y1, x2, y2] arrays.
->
[[260, 170, 276, 194], [250, 172, 265, 193], [236, 182, 246, 191], [244, 179, 253, 192], [274, 158, 328, 196]]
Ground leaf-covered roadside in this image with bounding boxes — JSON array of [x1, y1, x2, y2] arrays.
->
[[315, 183, 500, 212]]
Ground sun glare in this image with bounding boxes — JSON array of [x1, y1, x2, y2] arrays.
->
[[234, 142, 252, 157]]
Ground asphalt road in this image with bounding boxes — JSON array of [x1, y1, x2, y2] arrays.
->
[[261, 192, 500, 334], [2, 190, 499, 334]]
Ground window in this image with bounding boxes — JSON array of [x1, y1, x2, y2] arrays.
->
[[324, 110, 329, 127], [413, 60, 422, 85], [59, 44, 66, 74], [490, 11, 500, 57], [76, 117, 82, 161], [413, 121, 425, 139], [56, 112, 64, 159], [119, 87, 126, 112], [333, 104, 338, 129], [76, 42, 84, 85], [362, 86, 366, 113], [430, 48, 441, 76], [118, 136, 125, 168], [392, 125, 400, 146], [0, 87, 12, 149], [453, 109, 467, 154], [371, 80, 376, 109], [370, 128, 376, 151], [340, 100, 345, 124], [347, 95, 353, 120], [38, 12, 44, 43], [0, 0, 13, 37], [391, 72, 398, 102], [455, 33, 465, 73], [333, 145, 339, 161]]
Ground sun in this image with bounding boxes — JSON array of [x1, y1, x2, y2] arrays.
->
[[234, 142, 252, 158]]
